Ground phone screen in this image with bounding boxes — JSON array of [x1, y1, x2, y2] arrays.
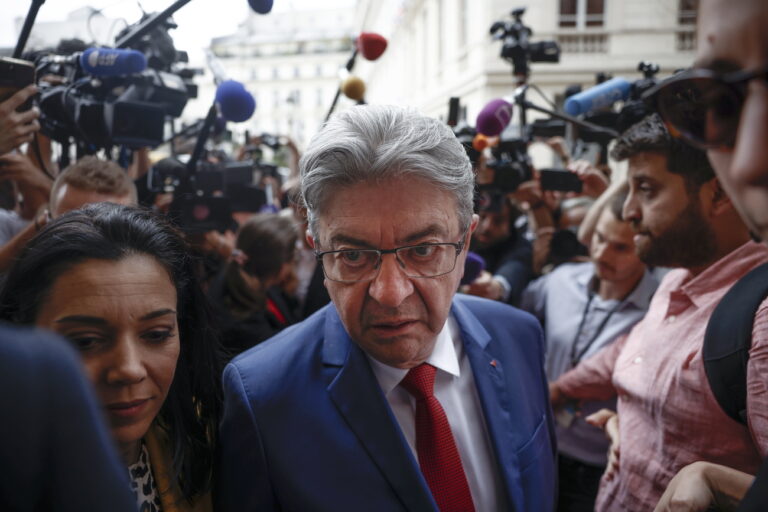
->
[[539, 169, 583, 193]]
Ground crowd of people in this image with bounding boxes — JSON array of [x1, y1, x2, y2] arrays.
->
[[0, 0, 767, 510]]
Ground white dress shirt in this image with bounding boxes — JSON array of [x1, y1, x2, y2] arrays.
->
[[366, 317, 507, 511]]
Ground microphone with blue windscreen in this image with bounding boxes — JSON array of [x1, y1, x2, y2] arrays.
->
[[79, 48, 147, 77], [215, 80, 256, 123]]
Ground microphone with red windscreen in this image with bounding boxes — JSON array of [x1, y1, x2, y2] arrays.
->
[[356, 32, 388, 61]]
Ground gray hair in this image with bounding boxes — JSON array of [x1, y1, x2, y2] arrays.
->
[[299, 104, 474, 238]]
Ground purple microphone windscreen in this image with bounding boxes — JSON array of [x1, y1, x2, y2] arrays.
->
[[476, 99, 513, 137], [216, 80, 256, 123], [563, 77, 631, 116], [248, 0, 274, 14], [461, 251, 485, 286], [79, 48, 147, 76]]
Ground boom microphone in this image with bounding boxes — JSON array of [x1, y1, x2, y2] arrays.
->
[[356, 32, 388, 61], [79, 47, 147, 76], [476, 99, 513, 137], [341, 76, 366, 102], [215, 80, 256, 123], [248, 0, 274, 14], [563, 77, 631, 116]]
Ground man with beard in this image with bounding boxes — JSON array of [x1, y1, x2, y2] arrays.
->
[[644, 0, 768, 509], [549, 113, 768, 512], [521, 187, 658, 512]]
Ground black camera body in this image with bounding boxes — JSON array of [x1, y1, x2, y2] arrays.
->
[[485, 138, 533, 194], [148, 157, 272, 233], [490, 7, 560, 77]]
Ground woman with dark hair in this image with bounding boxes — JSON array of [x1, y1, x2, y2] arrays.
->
[[207, 213, 299, 357], [0, 202, 221, 511]]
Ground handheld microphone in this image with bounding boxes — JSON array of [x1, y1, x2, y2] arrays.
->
[[563, 77, 631, 116], [248, 0, 274, 14], [461, 252, 486, 286], [215, 80, 256, 123], [341, 76, 366, 102], [356, 32, 388, 61], [79, 47, 147, 76], [476, 99, 513, 137]]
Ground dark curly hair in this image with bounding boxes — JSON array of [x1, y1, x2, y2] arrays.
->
[[0, 203, 222, 502], [610, 113, 715, 192]]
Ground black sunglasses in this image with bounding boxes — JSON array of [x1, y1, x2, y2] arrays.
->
[[645, 65, 768, 150]]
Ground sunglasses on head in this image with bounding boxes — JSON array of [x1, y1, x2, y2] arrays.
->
[[645, 65, 768, 150]]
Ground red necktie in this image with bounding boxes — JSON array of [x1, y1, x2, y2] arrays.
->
[[400, 363, 475, 512]]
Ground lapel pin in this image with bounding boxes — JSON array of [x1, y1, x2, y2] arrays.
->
[[490, 359, 498, 367]]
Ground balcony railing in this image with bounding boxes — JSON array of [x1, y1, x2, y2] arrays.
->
[[676, 29, 696, 51], [557, 33, 608, 53]]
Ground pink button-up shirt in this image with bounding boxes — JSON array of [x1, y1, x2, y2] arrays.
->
[[557, 241, 768, 512]]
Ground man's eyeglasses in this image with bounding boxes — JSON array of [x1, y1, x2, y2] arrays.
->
[[647, 65, 768, 150], [315, 236, 467, 283]]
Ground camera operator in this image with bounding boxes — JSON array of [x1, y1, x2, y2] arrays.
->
[[463, 191, 532, 304]]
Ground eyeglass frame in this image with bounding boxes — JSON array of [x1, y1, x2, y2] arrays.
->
[[314, 230, 469, 284], [644, 64, 768, 150]]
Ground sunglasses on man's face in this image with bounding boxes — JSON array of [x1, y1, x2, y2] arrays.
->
[[646, 66, 768, 150]]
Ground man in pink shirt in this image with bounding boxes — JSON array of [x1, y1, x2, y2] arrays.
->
[[550, 112, 768, 512], [647, 0, 768, 509]]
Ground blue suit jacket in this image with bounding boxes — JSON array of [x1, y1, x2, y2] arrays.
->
[[217, 294, 556, 511]]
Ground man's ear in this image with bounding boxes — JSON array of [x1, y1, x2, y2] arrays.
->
[[706, 177, 735, 217], [467, 214, 480, 241], [306, 230, 316, 249]]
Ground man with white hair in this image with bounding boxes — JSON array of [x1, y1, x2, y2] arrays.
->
[[217, 105, 556, 511]]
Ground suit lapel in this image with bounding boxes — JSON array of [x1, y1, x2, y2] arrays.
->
[[322, 307, 437, 512], [452, 299, 526, 512]]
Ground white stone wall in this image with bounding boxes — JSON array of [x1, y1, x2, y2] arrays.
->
[[206, 6, 357, 150]]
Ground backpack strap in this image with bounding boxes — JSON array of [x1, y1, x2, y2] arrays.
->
[[703, 262, 768, 425]]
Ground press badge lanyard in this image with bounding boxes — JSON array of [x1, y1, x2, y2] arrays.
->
[[569, 292, 624, 367]]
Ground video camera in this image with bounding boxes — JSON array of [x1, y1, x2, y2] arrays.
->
[[448, 97, 532, 195], [490, 7, 560, 78], [31, 12, 199, 152], [148, 156, 271, 234]]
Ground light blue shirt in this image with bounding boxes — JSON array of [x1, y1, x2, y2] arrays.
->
[[520, 262, 659, 465]]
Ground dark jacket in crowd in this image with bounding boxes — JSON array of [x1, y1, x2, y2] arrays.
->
[[473, 231, 534, 306], [207, 271, 300, 359]]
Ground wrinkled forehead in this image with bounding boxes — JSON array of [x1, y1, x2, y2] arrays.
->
[[314, 178, 463, 246], [697, 0, 768, 69]]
